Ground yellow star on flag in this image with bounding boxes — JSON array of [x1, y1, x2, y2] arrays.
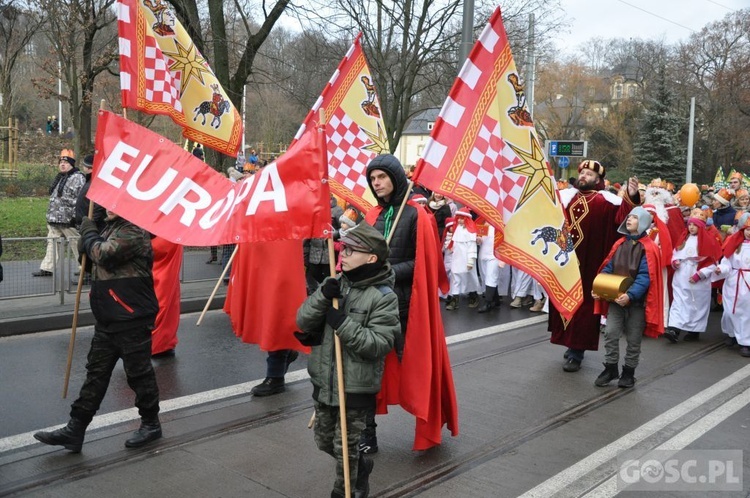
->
[[361, 123, 389, 155], [163, 41, 209, 92], [507, 133, 556, 208]]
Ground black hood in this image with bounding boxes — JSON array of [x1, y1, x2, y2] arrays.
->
[[366, 154, 409, 208]]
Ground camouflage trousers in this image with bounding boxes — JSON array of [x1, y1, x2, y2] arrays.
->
[[70, 324, 160, 425], [313, 401, 368, 495]]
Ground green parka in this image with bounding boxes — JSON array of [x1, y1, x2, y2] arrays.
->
[[296, 264, 399, 407]]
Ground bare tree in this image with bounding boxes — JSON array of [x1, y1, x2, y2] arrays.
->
[[31, 0, 117, 153], [0, 1, 46, 126], [675, 8, 750, 178], [169, 0, 290, 169]]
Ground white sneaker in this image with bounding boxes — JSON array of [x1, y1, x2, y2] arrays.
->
[[510, 297, 523, 308]]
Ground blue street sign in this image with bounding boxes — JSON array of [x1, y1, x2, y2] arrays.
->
[[550, 142, 558, 156], [558, 156, 570, 169]]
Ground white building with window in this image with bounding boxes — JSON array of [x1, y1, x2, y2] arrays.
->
[[393, 108, 440, 169]]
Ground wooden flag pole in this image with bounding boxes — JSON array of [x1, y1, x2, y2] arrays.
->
[[196, 244, 239, 326], [63, 100, 105, 398]]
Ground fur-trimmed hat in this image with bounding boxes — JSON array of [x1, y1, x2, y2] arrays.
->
[[60, 149, 75, 166], [411, 194, 428, 205], [577, 160, 605, 178], [713, 188, 734, 206], [455, 207, 472, 218], [82, 154, 94, 169]]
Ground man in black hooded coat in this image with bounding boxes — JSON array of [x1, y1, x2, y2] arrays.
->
[[359, 154, 418, 454]]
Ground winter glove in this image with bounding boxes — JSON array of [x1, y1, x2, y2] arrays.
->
[[326, 306, 347, 330], [689, 272, 703, 284], [79, 217, 98, 239], [294, 330, 322, 346], [320, 277, 342, 300]]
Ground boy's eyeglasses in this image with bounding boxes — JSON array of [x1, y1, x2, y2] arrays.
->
[[341, 246, 370, 257]]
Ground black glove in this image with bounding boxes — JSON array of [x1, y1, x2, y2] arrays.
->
[[326, 306, 347, 330], [320, 277, 342, 300], [294, 330, 322, 346], [79, 217, 98, 239]]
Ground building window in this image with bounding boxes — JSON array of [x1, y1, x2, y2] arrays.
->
[[615, 84, 622, 100], [427, 122, 434, 131], [628, 86, 635, 98], [417, 145, 424, 157]]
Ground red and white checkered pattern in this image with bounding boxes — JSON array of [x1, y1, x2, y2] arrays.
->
[[455, 116, 525, 222], [142, 37, 182, 111], [327, 109, 374, 199]]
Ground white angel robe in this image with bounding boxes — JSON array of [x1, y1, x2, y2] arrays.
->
[[716, 241, 750, 346], [668, 235, 715, 333], [449, 224, 481, 295]]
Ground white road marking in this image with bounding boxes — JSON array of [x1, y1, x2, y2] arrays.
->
[[518, 365, 750, 498], [0, 316, 546, 453], [581, 386, 750, 496]]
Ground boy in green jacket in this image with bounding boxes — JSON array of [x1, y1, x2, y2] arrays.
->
[[296, 222, 400, 498]]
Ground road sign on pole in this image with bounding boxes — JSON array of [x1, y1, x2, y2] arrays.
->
[[545, 140, 587, 158], [558, 156, 570, 169]]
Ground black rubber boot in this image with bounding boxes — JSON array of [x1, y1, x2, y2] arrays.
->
[[125, 418, 162, 448], [477, 286, 497, 313], [354, 454, 374, 498], [34, 418, 88, 453], [594, 363, 620, 387], [618, 365, 636, 388]]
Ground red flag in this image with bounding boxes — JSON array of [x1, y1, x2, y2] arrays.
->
[[223, 240, 310, 352], [368, 204, 458, 450], [88, 111, 329, 246], [292, 33, 388, 213], [413, 8, 582, 319], [151, 236, 182, 355], [117, 0, 242, 156]]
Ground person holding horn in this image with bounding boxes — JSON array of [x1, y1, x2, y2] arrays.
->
[[296, 221, 399, 498]]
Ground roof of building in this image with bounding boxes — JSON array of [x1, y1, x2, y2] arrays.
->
[[401, 108, 441, 135]]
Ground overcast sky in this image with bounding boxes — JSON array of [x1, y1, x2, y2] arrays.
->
[[553, 0, 747, 53]]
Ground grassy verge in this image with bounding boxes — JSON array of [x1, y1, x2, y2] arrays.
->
[[0, 197, 49, 260]]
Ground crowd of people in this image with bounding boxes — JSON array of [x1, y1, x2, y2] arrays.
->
[[29, 146, 750, 498]]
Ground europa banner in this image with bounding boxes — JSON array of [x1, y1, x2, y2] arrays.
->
[[88, 111, 330, 246]]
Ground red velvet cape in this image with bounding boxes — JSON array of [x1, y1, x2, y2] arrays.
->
[[367, 200, 458, 450], [151, 236, 182, 354], [223, 240, 310, 352], [595, 235, 664, 338]]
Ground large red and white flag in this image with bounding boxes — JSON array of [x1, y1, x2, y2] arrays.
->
[[292, 33, 388, 212], [117, 0, 242, 157], [88, 111, 329, 246], [413, 8, 582, 319]]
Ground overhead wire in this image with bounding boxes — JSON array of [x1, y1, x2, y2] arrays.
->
[[614, 0, 697, 33]]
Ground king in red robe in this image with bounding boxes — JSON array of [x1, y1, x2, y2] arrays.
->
[[549, 161, 639, 371]]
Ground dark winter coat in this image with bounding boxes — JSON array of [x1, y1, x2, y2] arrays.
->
[[80, 217, 158, 332], [297, 265, 399, 407], [365, 155, 418, 320]]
